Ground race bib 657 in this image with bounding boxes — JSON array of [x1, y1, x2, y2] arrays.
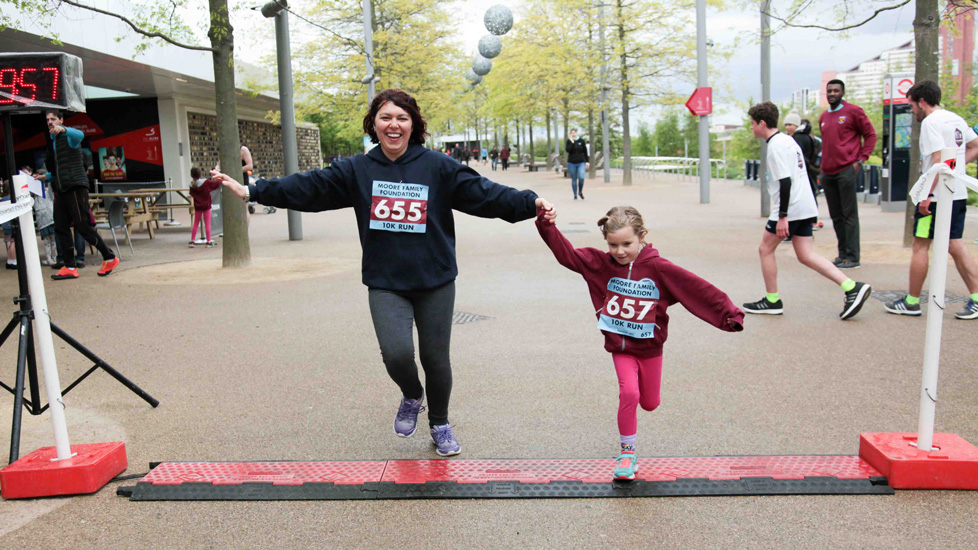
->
[[597, 277, 659, 339], [369, 180, 428, 233]]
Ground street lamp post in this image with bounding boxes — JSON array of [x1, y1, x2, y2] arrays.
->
[[261, 0, 302, 240]]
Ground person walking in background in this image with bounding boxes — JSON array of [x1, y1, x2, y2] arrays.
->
[[490, 146, 499, 171], [884, 81, 978, 319], [500, 145, 511, 171], [743, 101, 871, 320], [566, 129, 589, 200], [818, 79, 877, 270]]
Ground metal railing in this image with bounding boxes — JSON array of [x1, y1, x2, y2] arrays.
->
[[610, 156, 729, 181]]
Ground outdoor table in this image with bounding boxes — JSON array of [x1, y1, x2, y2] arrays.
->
[[89, 189, 189, 239]]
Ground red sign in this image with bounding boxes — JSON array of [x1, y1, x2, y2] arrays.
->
[[883, 77, 914, 105], [685, 87, 712, 116]]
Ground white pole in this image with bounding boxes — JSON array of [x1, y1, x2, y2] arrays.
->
[[915, 147, 957, 452], [15, 199, 73, 460]]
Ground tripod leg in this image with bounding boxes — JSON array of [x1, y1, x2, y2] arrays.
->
[[26, 322, 41, 414], [0, 314, 19, 349], [50, 322, 159, 408], [9, 315, 31, 464]]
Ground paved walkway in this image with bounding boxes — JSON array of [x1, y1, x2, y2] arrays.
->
[[1, 163, 976, 547]]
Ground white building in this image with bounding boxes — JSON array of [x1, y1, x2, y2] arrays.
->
[[822, 41, 915, 107]]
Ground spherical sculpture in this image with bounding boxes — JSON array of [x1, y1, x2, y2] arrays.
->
[[466, 69, 483, 85], [472, 55, 492, 76], [478, 35, 502, 59], [484, 5, 513, 36]]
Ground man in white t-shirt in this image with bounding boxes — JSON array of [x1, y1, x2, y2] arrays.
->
[[885, 81, 978, 319], [742, 101, 871, 320]]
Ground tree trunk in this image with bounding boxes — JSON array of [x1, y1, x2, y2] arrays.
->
[[904, 0, 940, 247], [528, 117, 535, 167], [588, 107, 596, 179], [209, 0, 251, 267], [515, 118, 520, 155], [546, 110, 553, 171], [616, 0, 631, 185]]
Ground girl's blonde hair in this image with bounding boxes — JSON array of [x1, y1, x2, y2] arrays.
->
[[597, 206, 648, 244]]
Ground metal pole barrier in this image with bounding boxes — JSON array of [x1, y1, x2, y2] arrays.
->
[[274, 9, 303, 240], [696, 0, 710, 203], [759, 0, 771, 218], [915, 149, 956, 451]]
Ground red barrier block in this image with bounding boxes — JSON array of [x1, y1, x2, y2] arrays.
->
[[0, 442, 127, 499], [859, 433, 978, 490]]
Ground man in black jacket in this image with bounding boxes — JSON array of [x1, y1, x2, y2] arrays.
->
[[43, 110, 119, 279]]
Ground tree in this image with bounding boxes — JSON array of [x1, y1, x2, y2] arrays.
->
[[612, 0, 699, 184], [653, 111, 684, 156], [2, 0, 253, 267], [287, 0, 465, 146]]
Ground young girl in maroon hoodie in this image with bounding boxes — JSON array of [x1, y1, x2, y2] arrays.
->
[[537, 205, 744, 480], [189, 167, 222, 247]]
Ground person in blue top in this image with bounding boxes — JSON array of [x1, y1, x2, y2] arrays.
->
[[211, 88, 557, 456], [42, 110, 120, 279]]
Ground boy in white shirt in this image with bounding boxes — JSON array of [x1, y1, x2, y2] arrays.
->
[[884, 81, 978, 319], [742, 101, 871, 320]]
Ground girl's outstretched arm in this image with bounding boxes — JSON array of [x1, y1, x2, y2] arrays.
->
[[535, 210, 604, 275]]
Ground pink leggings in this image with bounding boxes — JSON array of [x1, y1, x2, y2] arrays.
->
[[612, 353, 662, 436], [191, 209, 212, 242]]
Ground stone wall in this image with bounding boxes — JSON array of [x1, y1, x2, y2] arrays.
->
[[187, 112, 322, 179]]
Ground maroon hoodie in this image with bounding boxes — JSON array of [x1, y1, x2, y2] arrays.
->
[[537, 213, 744, 358], [190, 178, 222, 210]]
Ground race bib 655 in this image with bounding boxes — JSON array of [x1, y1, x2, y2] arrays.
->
[[369, 180, 428, 233], [597, 277, 659, 339]]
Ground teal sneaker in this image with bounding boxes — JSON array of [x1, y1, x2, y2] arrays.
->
[[614, 451, 639, 480]]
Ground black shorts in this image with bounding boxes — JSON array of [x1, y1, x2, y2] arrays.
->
[[914, 199, 967, 240], [765, 217, 816, 238]]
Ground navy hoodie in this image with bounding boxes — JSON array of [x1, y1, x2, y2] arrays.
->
[[249, 144, 539, 291]]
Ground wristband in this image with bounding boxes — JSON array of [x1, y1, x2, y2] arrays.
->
[[928, 194, 934, 198], [243, 185, 250, 202]]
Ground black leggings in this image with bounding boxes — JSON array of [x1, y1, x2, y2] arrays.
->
[[54, 187, 114, 267], [368, 281, 454, 426]]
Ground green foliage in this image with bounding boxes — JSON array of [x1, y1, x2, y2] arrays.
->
[[289, 0, 465, 143], [653, 111, 683, 156], [633, 122, 654, 156]]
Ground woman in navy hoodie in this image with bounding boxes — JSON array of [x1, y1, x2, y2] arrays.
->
[[537, 206, 743, 479], [212, 89, 555, 456]]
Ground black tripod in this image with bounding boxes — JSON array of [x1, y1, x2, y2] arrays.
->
[[1, 111, 158, 465]]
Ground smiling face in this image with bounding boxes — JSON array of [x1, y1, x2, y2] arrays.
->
[[570, 129, 578, 140], [605, 226, 647, 265], [374, 101, 413, 161]]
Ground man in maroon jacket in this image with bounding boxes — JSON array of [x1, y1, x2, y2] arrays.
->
[[819, 79, 877, 270]]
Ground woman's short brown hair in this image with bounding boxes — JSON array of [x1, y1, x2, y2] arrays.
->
[[363, 89, 429, 145]]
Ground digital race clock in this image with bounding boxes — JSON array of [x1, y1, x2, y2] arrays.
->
[[0, 53, 86, 112]]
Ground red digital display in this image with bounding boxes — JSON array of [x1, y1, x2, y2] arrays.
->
[[0, 54, 73, 111]]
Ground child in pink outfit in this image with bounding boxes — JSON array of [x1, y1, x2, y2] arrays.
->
[[189, 167, 221, 248], [537, 205, 744, 480]]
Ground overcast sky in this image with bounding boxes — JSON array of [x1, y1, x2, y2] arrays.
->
[[452, 0, 916, 125]]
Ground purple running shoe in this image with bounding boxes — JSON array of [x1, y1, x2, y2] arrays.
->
[[394, 392, 425, 437], [430, 424, 461, 456]]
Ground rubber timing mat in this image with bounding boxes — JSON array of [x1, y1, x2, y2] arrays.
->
[[118, 456, 894, 500]]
